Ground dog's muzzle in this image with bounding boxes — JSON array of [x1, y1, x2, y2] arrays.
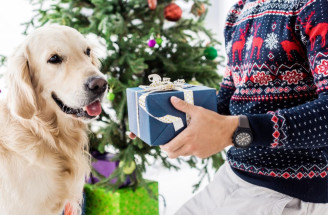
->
[[52, 93, 102, 119], [52, 76, 107, 119]]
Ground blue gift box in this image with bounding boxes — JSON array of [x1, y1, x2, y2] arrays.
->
[[127, 85, 217, 146]]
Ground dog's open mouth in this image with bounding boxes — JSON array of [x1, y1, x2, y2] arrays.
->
[[52, 93, 102, 119]]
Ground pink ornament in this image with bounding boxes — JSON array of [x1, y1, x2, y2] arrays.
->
[[148, 39, 156, 48]]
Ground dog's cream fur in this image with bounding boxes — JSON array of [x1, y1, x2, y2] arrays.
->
[[0, 25, 105, 215]]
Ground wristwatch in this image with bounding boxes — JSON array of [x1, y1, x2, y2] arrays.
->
[[232, 115, 253, 148]]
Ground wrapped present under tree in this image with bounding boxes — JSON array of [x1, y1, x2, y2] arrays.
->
[[67, 152, 157, 215], [84, 181, 158, 215]]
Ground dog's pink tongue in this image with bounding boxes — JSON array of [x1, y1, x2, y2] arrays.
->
[[86, 100, 102, 116]]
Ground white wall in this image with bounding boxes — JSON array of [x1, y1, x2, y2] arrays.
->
[[206, 0, 236, 46], [0, 0, 33, 97], [0, 1, 33, 58]]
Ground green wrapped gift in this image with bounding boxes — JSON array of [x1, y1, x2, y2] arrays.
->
[[84, 181, 159, 215]]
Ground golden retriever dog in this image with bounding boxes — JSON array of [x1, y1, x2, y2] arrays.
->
[[0, 25, 107, 215]]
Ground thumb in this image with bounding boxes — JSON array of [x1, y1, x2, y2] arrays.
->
[[171, 96, 195, 114]]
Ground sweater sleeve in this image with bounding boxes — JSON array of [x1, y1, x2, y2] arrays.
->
[[217, 66, 236, 115], [246, 0, 328, 149]]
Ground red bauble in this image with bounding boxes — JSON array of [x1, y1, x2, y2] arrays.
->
[[148, 0, 157, 10], [164, 3, 182, 22]]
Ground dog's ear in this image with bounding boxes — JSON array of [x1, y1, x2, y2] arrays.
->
[[7, 45, 37, 119]]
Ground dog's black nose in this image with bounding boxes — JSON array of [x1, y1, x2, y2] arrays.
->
[[86, 77, 107, 95]]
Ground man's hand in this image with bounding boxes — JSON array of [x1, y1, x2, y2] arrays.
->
[[160, 96, 239, 159]]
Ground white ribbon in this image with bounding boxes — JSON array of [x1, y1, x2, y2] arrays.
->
[[135, 74, 194, 138]]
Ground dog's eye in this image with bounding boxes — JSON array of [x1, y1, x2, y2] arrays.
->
[[85, 48, 91, 57], [47, 55, 62, 64]]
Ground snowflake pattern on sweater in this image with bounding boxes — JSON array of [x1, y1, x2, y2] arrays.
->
[[217, 0, 328, 203]]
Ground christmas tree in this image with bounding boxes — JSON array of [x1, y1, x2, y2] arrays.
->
[[26, 0, 224, 191]]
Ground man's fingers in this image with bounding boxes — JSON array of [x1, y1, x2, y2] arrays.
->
[[166, 144, 191, 159], [129, 132, 137, 139], [160, 128, 189, 154], [162, 138, 194, 158], [160, 130, 188, 154], [160, 140, 184, 154], [171, 96, 195, 115]]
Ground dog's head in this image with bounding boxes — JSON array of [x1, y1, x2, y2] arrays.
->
[[6, 25, 107, 121]]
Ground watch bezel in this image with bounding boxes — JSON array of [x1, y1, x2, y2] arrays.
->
[[233, 128, 253, 148]]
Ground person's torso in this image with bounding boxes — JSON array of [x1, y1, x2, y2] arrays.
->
[[225, 0, 317, 116], [225, 0, 328, 181]]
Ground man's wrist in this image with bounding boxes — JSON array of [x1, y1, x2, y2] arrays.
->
[[230, 116, 239, 132], [226, 115, 239, 147], [232, 115, 253, 148]]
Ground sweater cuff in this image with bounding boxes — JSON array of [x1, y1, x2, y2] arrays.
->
[[244, 113, 275, 147]]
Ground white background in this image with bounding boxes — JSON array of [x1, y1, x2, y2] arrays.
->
[[0, 0, 236, 214]]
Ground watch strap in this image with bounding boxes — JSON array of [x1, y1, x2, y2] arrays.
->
[[239, 115, 250, 129]]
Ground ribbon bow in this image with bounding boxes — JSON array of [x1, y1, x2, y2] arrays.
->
[[135, 74, 194, 138], [139, 74, 187, 91]]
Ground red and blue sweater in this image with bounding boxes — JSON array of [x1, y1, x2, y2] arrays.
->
[[218, 0, 328, 203]]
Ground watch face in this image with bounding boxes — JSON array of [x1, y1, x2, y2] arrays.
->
[[235, 132, 252, 147]]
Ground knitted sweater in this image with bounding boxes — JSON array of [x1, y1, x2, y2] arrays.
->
[[217, 0, 328, 203]]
